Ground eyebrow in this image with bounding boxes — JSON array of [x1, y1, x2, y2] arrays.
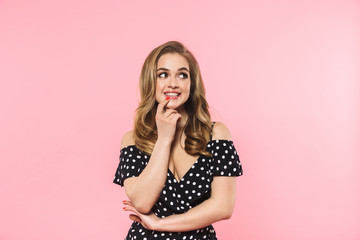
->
[[156, 67, 190, 72]]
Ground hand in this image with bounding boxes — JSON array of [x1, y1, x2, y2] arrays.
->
[[155, 97, 182, 142], [123, 200, 161, 231]]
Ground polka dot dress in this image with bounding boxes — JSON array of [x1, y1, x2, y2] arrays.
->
[[113, 133, 243, 240]]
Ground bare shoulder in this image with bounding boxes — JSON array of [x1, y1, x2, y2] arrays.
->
[[212, 122, 232, 141], [121, 130, 135, 149]]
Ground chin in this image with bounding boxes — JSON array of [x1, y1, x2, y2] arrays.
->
[[166, 103, 181, 109]]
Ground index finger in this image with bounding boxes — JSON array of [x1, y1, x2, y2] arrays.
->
[[156, 97, 170, 114]]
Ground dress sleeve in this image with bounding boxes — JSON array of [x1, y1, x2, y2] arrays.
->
[[113, 146, 148, 187], [209, 140, 243, 177]]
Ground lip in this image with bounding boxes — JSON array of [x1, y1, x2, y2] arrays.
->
[[164, 91, 181, 99]]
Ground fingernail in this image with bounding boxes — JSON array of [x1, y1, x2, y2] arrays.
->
[[165, 97, 170, 100], [123, 207, 126, 210], [123, 200, 126, 202]]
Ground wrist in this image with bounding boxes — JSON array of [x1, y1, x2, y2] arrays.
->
[[154, 217, 166, 232], [156, 137, 173, 146]]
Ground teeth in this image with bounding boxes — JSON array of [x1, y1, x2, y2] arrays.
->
[[165, 93, 180, 96]]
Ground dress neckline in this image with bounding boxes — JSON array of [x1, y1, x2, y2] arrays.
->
[[120, 139, 234, 183]]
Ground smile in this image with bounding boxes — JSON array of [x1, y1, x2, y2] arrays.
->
[[164, 93, 180, 96], [164, 92, 181, 99]]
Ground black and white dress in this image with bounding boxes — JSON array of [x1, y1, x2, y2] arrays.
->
[[113, 126, 243, 240]]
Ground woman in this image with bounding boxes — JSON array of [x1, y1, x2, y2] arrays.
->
[[113, 41, 243, 239]]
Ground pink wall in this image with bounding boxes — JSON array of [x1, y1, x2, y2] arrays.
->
[[0, 0, 359, 239]]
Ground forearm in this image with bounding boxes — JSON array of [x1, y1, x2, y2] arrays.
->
[[156, 197, 234, 232], [126, 138, 171, 213]]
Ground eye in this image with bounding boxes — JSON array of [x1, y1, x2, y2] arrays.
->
[[178, 72, 188, 79], [158, 72, 168, 78]]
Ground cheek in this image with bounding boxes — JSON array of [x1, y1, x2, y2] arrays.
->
[[155, 81, 164, 101]]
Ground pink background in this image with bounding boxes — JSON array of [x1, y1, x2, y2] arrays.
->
[[0, 0, 359, 239]]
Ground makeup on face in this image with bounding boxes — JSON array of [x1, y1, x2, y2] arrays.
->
[[155, 53, 191, 110]]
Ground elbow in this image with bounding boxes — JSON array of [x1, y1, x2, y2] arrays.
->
[[135, 205, 152, 214], [218, 207, 233, 220], [126, 189, 154, 214], [132, 200, 154, 214], [222, 210, 233, 220]]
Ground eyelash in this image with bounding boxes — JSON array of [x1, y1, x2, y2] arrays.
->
[[158, 72, 168, 78], [179, 73, 188, 79], [158, 72, 188, 79]]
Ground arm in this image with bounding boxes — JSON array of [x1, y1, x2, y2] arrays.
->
[[122, 98, 181, 214], [124, 122, 239, 231], [122, 134, 172, 214], [157, 175, 237, 231], [156, 122, 236, 230], [123, 174, 237, 231]]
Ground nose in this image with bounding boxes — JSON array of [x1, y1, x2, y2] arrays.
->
[[168, 75, 179, 88]]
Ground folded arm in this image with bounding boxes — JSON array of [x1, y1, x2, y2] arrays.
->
[[122, 98, 182, 214], [122, 131, 172, 214], [124, 175, 237, 232]]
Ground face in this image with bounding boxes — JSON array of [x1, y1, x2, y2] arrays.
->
[[155, 53, 191, 111]]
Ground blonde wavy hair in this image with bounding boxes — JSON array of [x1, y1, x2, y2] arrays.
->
[[134, 41, 212, 157]]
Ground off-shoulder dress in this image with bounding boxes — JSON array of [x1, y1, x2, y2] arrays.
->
[[113, 123, 243, 240]]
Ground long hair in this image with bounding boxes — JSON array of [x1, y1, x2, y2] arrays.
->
[[134, 41, 212, 157]]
